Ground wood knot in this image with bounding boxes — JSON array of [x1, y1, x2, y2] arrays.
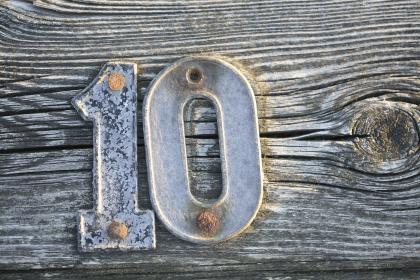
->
[[353, 106, 419, 163], [108, 72, 125, 91], [196, 210, 219, 236], [107, 221, 128, 240]]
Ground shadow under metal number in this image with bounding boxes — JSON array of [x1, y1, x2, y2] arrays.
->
[[72, 62, 155, 251], [144, 57, 263, 244]]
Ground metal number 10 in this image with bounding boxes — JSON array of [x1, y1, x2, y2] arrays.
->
[[73, 57, 263, 250]]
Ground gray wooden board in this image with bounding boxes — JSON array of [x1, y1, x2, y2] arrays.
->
[[3, 267, 420, 280], [0, 0, 420, 278]]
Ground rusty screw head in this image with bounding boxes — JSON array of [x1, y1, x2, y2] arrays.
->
[[108, 72, 125, 91], [196, 210, 219, 236], [107, 221, 128, 240]]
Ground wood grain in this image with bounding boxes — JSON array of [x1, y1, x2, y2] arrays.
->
[[3, 266, 420, 280], [0, 0, 419, 278]]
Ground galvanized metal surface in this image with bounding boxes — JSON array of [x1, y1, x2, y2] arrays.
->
[[143, 57, 263, 244], [72, 62, 155, 251]]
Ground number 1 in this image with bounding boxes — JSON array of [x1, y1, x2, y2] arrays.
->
[[72, 62, 155, 251]]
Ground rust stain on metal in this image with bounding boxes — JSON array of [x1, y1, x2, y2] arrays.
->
[[108, 72, 125, 91], [108, 221, 129, 240], [196, 210, 219, 236]]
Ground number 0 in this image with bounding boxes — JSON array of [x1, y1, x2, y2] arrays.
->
[[143, 57, 263, 243]]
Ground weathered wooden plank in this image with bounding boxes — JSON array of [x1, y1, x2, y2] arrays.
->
[[3, 267, 420, 280], [0, 0, 419, 276], [0, 143, 419, 267]]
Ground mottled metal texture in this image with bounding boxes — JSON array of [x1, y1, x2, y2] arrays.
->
[[143, 57, 263, 244], [72, 62, 155, 251]]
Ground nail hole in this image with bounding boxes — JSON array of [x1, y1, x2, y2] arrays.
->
[[186, 68, 203, 84]]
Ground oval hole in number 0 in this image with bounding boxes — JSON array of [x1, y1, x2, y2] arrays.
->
[[183, 98, 223, 204], [143, 57, 263, 244]]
